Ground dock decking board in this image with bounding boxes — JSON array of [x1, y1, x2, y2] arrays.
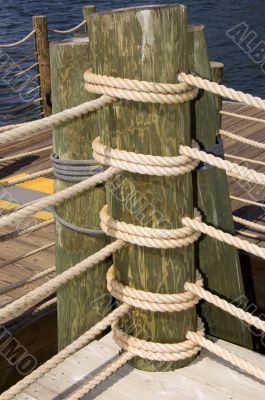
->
[[15, 333, 265, 400]]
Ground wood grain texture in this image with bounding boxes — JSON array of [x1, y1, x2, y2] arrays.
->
[[188, 25, 253, 348], [87, 5, 196, 371], [50, 37, 112, 351], [32, 16, 52, 117]]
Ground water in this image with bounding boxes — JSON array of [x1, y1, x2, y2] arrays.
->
[[0, 0, 265, 125]]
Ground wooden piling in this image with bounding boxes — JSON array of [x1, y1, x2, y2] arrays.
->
[[87, 5, 196, 371], [187, 25, 253, 348], [50, 27, 112, 348], [32, 16, 52, 117]]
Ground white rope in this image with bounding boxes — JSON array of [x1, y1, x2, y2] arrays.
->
[[0, 304, 130, 400], [0, 95, 116, 145], [230, 195, 265, 208], [0, 219, 54, 242], [178, 73, 265, 111], [0, 145, 52, 163], [92, 137, 199, 176], [182, 216, 265, 259], [233, 215, 265, 234], [0, 167, 119, 229], [0, 30, 35, 48], [226, 153, 265, 167], [185, 282, 265, 332], [0, 168, 53, 188], [0, 240, 125, 322], [187, 333, 265, 382], [179, 145, 265, 186], [221, 129, 265, 150], [0, 242, 55, 270], [50, 20, 86, 34], [221, 110, 265, 124], [84, 70, 199, 104], [100, 204, 201, 249]]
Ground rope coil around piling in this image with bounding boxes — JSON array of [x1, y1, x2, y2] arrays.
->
[[107, 265, 203, 312], [84, 70, 199, 104], [92, 137, 199, 176], [112, 318, 204, 361], [100, 205, 201, 249]]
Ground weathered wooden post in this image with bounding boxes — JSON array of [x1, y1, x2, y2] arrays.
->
[[32, 16, 52, 117], [87, 5, 197, 372], [210, 60, 224, 122], [51, 6, 112, 350], [187, 25, 252, 348]]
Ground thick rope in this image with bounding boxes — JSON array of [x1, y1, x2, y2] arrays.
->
[[221, 110, 265, 124], [178, 73, 265, 111], [0, 304, 130, 400], [0, 266, 55, 296], [0, 168, 53, 188], [0, 167, 119, 229], [70, 352, 133, 400], [50, 20, 86, 34], [107, 265, 203, 312], [184, 282, 265, 333], [187, 333, 265, 382], [0, 219, 54, 242], [0, 145, 52, 163], [0, 30, 35, 48], [84, 70, 199, 104], [100, 204, 201, 249], [112, 318, 204, 361], [0, 242, 55, 270], [92, 136, 199, 176], [0, 240, 125, 322], [230, 195, 265, 208], [182, 216, 265, 259], [226, 153, 265, 167], [221, 129, 265, 150], [0, 95, 116, 145], [233, 215, 265, 234], [179, 145, 265, 186]]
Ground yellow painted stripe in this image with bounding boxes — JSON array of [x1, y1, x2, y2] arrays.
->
[[17, 177, 54, 194], [0, 174, 54, 194], [0, 200, 53, 221]]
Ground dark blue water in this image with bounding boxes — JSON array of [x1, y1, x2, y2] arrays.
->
[[0, 0, 265, 125]]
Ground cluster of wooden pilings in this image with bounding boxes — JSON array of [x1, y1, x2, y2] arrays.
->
[[50, 4, 254, 373]]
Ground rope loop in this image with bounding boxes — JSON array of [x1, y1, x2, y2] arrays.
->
[[112, 318, 204, 361], [100, 205, 201, 249], [84, 70, 199, 104], [107, 265, 203, 312], [92, 137, 199, 176]]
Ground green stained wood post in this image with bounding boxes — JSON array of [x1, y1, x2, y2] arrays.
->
[[187, 25, 253, 348], [87, 5, 197, 372], [50, 10, 112, 350], [32, 16, 52, 117]]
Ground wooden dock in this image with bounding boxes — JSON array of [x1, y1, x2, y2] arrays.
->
[[15, 333, 265, 400], [0, 101, 265, 395]]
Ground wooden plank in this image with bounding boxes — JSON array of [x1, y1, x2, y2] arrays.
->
[[16, 333, 265, 399]]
